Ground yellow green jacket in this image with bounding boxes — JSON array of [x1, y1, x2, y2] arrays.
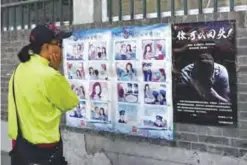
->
[[8, 55, 79, 144]]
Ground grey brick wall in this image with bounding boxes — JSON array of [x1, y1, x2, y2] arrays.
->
[[1, 11, 247, 160]]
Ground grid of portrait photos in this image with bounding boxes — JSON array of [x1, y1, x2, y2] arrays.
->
[[113, 25, 173, 140], [63, 39, 89, 128], [114, 38, 140, 135], [64, 24, 173, 140], [63, 30, 112, 131], [87, 33, 112, 131], [140, 27, 173, 140]]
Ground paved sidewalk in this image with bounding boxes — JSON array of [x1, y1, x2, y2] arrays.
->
[[1, 151, 10, 165]]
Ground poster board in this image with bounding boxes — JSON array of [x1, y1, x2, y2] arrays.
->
[[63, 24, 174, 140], [172, 20, 237, 126]]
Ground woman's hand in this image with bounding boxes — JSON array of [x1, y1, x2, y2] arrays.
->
[[50, 53, 62, 70]]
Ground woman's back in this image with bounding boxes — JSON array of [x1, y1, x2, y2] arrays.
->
[[8, 55, 79, 144]]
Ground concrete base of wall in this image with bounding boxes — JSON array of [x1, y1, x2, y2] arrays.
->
[[1, 121, 247, 165], [62, 128, 247, 165]]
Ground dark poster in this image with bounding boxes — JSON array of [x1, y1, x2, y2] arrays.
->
[[172, 20, 237, 126]]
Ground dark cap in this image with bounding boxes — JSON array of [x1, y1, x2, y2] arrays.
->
[[29, 23, 72, 46], [156, 115, 163, 120], [119, 110, 125, 115]]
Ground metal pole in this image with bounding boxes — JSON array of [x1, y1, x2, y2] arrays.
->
[[157, 0, 161, 19], [198, 0, 203, 14], [130, 0, 134, 20], [119, 0, 122, 21], [143, 0, 147, 19], [184, 0, 188, 15]]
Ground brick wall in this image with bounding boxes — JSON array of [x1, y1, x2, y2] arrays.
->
[[1, 11, 247, 163]]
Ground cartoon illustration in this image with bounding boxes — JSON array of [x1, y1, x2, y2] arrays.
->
[[144, 84, 166, 105], [118, 83, 138, 103], [88, 42, 107, 60], [90, 82, 108, 101], [142, 39, 166, 60], [115, 41, 136, 60], [116, 62, 137, 81], [69, 80, 87, 99], [88, 63, 108, 80], [69, 101, 86, 118], [91, 102, 109, 121], [66, 42, 84, 60], [66, 62, 85, 80], [143, 62, 166, 82]]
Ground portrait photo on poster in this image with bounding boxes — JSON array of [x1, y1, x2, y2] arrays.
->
[[142, 62, 166, 82], [114, 40, 137, 60], [144, 83, 166, 105], [66, 42, 84, 60], [69, 80, 87, 100], [89, 81, 108, 101], [90, 101, 109, 122], [68, 100, 86, 119], [88, 62, 108, 80], [139, 105, 168, 129], [116, 61, 138, 81], [172, 20, 237, 126], [142, 39, 166, 60], [117, 83, 139, 103], [88, 41, 108, 60], [66, 61, 85, 80], [117, 103, 138, 125]]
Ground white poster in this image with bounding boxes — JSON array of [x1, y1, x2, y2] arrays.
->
[[63, 24, 173, 140], [112, 24, 173, 140]]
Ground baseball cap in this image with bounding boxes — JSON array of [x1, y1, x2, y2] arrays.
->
[[29, 23, 72, 46]]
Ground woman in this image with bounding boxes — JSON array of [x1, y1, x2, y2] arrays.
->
[[119, 44, 127, 60], [125, 44, 132, 59], [144, 84, 153, 99], [143, 63, 152, 81], [76, 70, 82, 79], [92, 106, 100, 119], [101, 47, 107, 59], [143, 44, 154, 60], [89, 67, 95, 80], [90, 82, 102, 100], [8, 24, 79, 165], [79, 86, 85, 99], [99, 107, 107, 121], [155, 44, 164, 60], [126, 63, 136, 81], [88, 44, 95, 60]]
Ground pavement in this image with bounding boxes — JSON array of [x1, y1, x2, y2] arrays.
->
[[1, 151, 10, 165]]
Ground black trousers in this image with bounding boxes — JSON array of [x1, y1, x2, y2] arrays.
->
[[10, 136, 67, 165]]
